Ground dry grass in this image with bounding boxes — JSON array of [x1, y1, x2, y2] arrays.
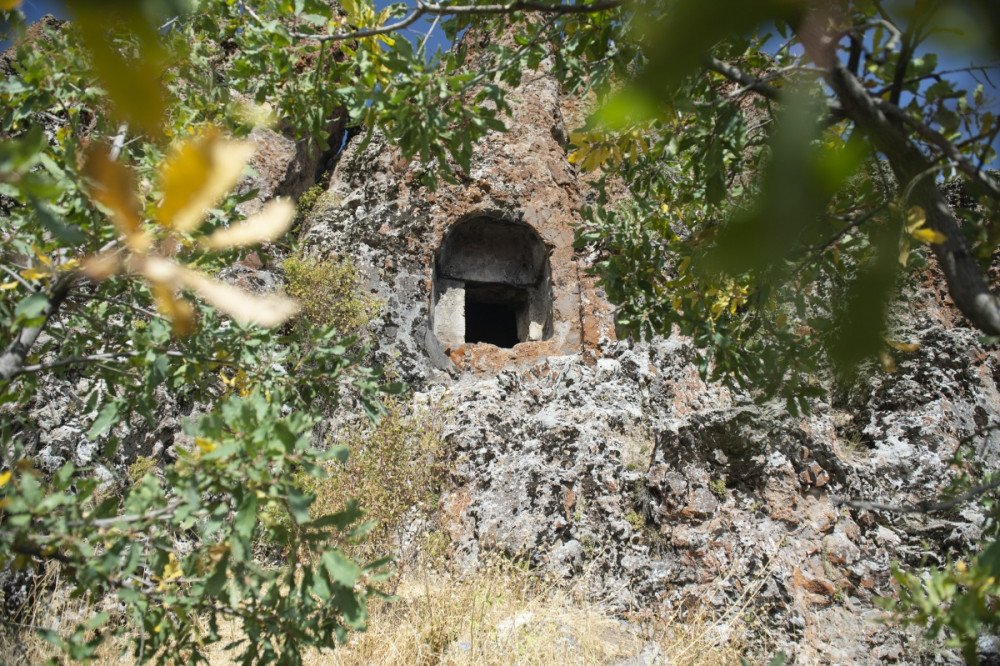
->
[[5, 557, 752, 666], [198, 556, 748, 666], [0, 563, 130, 666]]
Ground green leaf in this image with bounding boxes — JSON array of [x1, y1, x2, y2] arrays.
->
[[287, 486, 313, 525], [31, 199, 87, 244], [14, 291, 48, 322], [321, 550, 361, 587], [87, 402, 120, 440], [84, 612, 109, 631], [233, 492, 258, 540], [204, 553, 230, 597]]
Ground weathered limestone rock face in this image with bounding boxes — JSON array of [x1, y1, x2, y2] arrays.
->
[[300, 40, 614, 382], [299, 32, 1000, 664]]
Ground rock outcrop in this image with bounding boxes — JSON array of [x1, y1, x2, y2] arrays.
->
[[297, 31, 1000, 664]]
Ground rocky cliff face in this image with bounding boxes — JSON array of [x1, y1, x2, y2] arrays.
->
[[8, 20, 997, 662], [295, 38, 1000, 664]]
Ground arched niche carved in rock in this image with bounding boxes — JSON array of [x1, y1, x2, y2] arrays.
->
[[431, 216, 553, 349]]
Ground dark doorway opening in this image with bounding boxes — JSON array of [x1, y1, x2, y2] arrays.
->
[[465, 301, 518, 348], [465, 301, 519, 348], [464, 282, 528, 348]]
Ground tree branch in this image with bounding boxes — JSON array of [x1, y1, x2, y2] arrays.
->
[[11, 348, 233, 378], [243, 0, 622, 43], [706, 56, 844, 116], [814, 48, 1000, 336], [706, 56, 782, 102], [812, 200, 890, 253], [873, 96, 1000, 202], [834, 478, 1000, 514], [0, 272, 78, 381]]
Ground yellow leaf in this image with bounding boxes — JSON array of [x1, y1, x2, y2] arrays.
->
[[0, 470, 10, 487], [0, 282, 18, 291], [887, 340, 920, 353], [911, 228, 947, 244], [156, 129, 254, 233], [156, 553, 183, 591], [81, 253, 122, 282], [151, 282, 196, 337], [581, 146, 608, 172], [905, 206, 926, 233], [0, 0, 23, 9], [879, 349, 897, 373], [32, 246, 52, 266], [178, 267, 300, 327], [202, 199, 295, 249], [135, 256, 299, 327], [67, 2, 166, 136], [83, 144, 144, 246], [341, 0, 361, 22], [898, 237, 911, 267], [20, 267, 50, 281], [195, 437, 216, 455], [132, 254, 182, 286]]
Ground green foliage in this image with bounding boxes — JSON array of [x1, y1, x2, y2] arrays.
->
[[1, 389, 391, 664], [293, 176, 327, 225], [127, 456, 157, 486], [570, 1, 999, 414], [282, 254, 383, 336], [879, 457, 1000, 664], [624, 510, 645, 531], [3, 0, 1000, 661], [291, 397, 449, 558]]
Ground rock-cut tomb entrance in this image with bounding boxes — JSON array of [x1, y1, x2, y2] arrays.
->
[[431, 216, 553, 350]]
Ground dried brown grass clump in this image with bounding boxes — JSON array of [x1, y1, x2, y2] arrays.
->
[[0, 563, 129, 666], [7, 557, 752, 666], [288, 559, 748, 666]]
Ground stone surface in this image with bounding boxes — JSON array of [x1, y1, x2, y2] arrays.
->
[[293, 32, 1000, 663], [299, 32, 612, 381]]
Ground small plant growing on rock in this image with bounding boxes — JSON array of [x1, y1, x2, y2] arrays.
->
[[126, 455, 156, 486], [282, 253, 384, 335], [273, 396, 450, 560], [293, 173, 329, 224], [709, 477, 728, 498]]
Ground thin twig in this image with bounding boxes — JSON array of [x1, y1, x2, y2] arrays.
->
[[108, 123, 129, 162], [834, 478, 1000, 514], [418, 13, 441, 59], [13, 348, 232, 377], [0, 262, 33, 291], [874, 96, 1000, 202], [243, 0, 621, 44], [812, 200, 890, 252]]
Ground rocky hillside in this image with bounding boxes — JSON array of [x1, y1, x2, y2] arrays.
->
[[280, 35, 1000, 663], [5, 16, 1000, 665]]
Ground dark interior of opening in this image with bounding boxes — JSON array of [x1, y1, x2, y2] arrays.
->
[[464, 282, 527, 348], [465, 300, 519, 348]]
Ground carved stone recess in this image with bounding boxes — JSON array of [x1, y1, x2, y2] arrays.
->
[[300, 31, 613, 379]]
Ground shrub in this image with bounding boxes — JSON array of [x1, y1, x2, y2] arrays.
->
[[295, 397, 450, 559], [126, 456, 156, 486], [1, 390, 390, 664], [282, 254, 383, 335]]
